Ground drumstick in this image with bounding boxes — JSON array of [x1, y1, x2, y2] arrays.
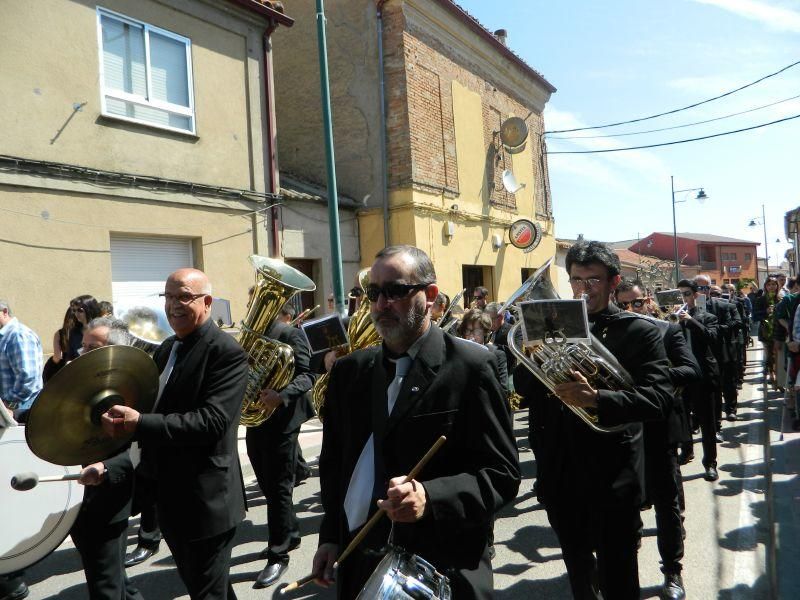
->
[[11, 472, 81, 491], [334, 435, 447, 568], [279, 435, 447, 594]]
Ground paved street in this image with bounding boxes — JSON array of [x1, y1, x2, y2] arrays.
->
[[21, 345, 798, 599]]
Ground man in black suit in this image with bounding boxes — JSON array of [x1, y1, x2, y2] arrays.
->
[[486, 302, 514, 377], [71, 317, 143, 600], [677, 279, 720, 481], [246, 310, 316, 588], [616, 280, 700, 600], [311, 245, 519, 599], [695, 276, 741, 425], [523, 241, 673, 600], [103, 268, 249, 600]]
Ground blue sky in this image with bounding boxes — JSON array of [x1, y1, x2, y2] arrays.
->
[[458, 0, 799, 267]]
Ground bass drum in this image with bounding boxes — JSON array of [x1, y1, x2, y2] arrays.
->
[[356, 548, 451, 600], [0, 426, 82, 575]]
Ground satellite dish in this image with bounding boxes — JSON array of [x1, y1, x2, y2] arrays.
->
[[502, 169, 525, 194], [499, 117, 528, 154]]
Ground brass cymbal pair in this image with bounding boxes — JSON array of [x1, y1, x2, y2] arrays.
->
[[26, 345, 159, 466]]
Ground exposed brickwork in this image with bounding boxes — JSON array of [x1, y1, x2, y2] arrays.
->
[[382, 3, 552, 217]]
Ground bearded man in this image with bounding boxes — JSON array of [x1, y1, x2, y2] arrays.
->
[[311, 245, 520, 599]]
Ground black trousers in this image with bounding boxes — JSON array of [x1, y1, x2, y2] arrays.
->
[[721, 360, 739, 415], [165, 527, 237, 600], [687, 383, 717, 467], [132, 470, 162, 548], [71, 518, 143, 600], [246, 421, 300, 562], [546, 499, 641, 600], [644, 444, 685, 575]]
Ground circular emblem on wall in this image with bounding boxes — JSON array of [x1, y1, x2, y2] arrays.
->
[[508, 219, 542, 251]]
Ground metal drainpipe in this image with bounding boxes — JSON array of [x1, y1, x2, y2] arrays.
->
[[377, 0, 390, 246], [264, 25, 281, 258]]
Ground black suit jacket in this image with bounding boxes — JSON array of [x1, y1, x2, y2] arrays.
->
[[706, 297, 740, 363], [681, 308, 719, 384], [320, 325, 519, 593], [137, 319, 249, 541], [645, 321, 701, 447], [263, 321, 316, 433], [524, 305, 673, 509]]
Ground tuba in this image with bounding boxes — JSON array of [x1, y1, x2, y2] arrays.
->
[[116, 302, 175, 354], [311, 269, 381, 419], [504, 259, 630, 434], [239, 255, 316, 427]]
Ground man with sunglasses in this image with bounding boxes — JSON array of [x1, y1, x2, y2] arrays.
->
[[676, 280, 720, 480], [695, 276, 741, 425], [472, 286, 489, 309], [525, 241, 672, 600], [101, 268, 249, 600], [615, 280, 700, 600], [312, 245, 519, 599]]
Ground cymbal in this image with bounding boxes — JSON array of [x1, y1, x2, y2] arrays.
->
[[26, 345, 159, 466]]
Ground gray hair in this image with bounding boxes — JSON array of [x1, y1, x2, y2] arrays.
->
[[484, 302, 503, 317], [375, 245, 436, 285], [86, 316, 132, 346], [0, 299, 10, 315]]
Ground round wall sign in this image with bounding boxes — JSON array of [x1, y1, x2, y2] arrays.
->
[[508, 219, 542, 250]]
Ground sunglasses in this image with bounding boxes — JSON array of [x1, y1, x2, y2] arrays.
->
[[697, 285, 710, 291], [617, 298, 646, 309], [365, 282, 429, 302]]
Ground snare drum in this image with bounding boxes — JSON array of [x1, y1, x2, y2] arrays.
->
[[0, 425, 82, 575], [356, 548, 451, 600]]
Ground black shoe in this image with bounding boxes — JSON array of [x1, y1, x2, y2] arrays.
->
[[704, 466, 719, 482], [715, 432, 724, 443], [254, 560, 289, 588], [294, 466, 311, 487], [0, 581, 29, 600], [678, 453, 694, 466], [726, 412, 738, 421], [662, 573, 686, 599], [258, 538, 301, 560], [124, 544, 159, 568]]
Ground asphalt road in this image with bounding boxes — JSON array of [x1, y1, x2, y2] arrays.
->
[[21, 347, 775, 599]]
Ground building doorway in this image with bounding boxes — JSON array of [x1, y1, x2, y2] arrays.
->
[[462, 265, 495, 307]]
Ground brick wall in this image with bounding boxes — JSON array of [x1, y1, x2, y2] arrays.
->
[[383, 3, 552, 216]]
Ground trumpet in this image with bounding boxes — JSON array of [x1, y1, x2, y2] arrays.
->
[[667, 303, 688, 323]]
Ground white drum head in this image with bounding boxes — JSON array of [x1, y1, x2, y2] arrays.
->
[[0, 426, 82, 575]]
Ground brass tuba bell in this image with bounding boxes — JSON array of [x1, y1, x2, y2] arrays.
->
[[238, 255, 316, 427]]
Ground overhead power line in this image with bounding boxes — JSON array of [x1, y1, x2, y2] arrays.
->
[[545, 111, 800, 154], [545, 58, 800, 134], [547, 93, 800, 140]]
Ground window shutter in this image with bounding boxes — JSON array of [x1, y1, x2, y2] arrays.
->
[[110, 235, 193, 304]]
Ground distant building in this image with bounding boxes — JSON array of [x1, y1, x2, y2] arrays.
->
[[628, 233, 759, 287]]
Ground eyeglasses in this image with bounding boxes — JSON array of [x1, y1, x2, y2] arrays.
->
[[618, 298, 646, 309], [697, 285, 710, 291], [365, 282, 429, 302], [569, 277, 603, 289], [680, 290, 694, 297], [159, 292, 207, 305]]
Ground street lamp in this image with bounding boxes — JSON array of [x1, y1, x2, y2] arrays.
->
[[671, 176, 708, 284], [748, 204, 769, 287]]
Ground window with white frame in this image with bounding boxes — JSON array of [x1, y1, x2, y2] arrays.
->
[[97, 8, 195, 134]]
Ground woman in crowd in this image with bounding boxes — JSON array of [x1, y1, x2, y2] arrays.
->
[[457, 308, 508, 390], [51, 295, 102, 364], [754, 278, 780, 388]]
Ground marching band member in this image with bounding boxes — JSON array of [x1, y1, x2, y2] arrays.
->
[[615, 280, 700, 600], [102, 269, 249, 600], [521, 241, 672, 600], [312, 245, 519, 599]]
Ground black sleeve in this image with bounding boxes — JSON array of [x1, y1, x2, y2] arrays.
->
[[318, 358, 348, 545], [596, 322, 673, 425], [666, 324, 701, 386], [277, 327, 317, 407], [138, 340, 249, 446], [687, 311, 718, 345]]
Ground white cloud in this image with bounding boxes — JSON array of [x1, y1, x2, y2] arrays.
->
[[692, 0, 800, 32]]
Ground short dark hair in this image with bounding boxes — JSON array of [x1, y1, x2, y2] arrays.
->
[[565, 241, 620, 278], [279, 303, 296, 318], [677, 279, 698, 292], [98, 300, 113, 316], [614, 278, 641, 297], [457, 308, 492, 340], [434, 293, 448, 307], [473, 286, 489, 298], [375, 245, 436, 285]]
